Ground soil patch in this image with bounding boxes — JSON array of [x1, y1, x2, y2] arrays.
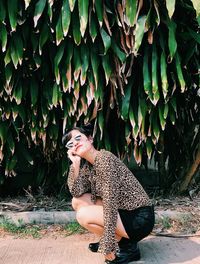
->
[[153, 193, 200, 235]]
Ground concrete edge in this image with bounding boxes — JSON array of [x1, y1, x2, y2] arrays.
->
[[0, 211, 76, 225], [0, 210, 191, 225]]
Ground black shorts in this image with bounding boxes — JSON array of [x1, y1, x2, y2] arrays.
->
[[118, 205, 155, 242]]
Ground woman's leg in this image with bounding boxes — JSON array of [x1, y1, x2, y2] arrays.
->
[[73, 198, 141, 262], [71, 193, 102, 211], [75, 205, 129, 240]]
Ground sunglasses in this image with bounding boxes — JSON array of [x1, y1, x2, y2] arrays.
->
[[65, 134, 82, 149]]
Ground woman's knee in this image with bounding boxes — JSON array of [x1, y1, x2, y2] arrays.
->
[[71, 193, 93, 211], [76, 206, 89, 226], [71, 197, 81, 211]]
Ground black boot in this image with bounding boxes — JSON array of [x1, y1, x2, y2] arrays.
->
[[88, 239, 133, 253], [88, 242, 99, 252], [105, 240, 140, 264], [89, 238, 132, 253]]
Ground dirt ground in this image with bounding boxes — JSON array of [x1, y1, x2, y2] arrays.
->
[[0, 191, 200, 238]]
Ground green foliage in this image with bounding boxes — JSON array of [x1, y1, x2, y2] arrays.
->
[[0, 217, 42, 238], [156, 216, 172, 229], [0, 0, 199, 192], [64, 221, 86, 235]]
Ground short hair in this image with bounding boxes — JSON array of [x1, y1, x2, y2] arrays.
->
[[62, 123, 93, 146]]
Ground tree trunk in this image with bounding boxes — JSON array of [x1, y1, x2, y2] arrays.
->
[[179, 145, 200, 193]]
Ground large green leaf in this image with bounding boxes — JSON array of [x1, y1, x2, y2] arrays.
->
[[47, 0, 54, 22], [166, 0, 176, 18], [89, 10, 98, 42], [7, 0, 18, 31], [5, 64, 13, 86], [129, 106, 139, 139], [169, 104, 176, 125], [13, 34, 23, 65], [134, 143, 142, 165], [52, 83, 58, 107], [90, 46, 100, 88], [138, 97, 147, 129], [167, 19, 177, 62], [0, 1, 6, 22], [160, 52, 168, 100], [125, 0, 137, 27], [158, 104, 166, 130], [24, 0, 32, 10], [54, 42, 65, 84], [39, 23, 49, 54], [80, 44, 89, 85], [0, 122, 9, 146], [72, 7, 81, 45], [9, 34, 23, 69], [134, 15, 146, 55], [143, 47, 152, 97], [102, 54, 112, 85], [95, 0, 103, 27], [56, 14, 64, 46], [146, 137, 153, 159], [163, 103, 169, 119], [100, 28, 111, 54], [191, 0, 200, 18], [13, 83, 22, 105], [73, 47, 82, 82], [78, 0, 89, 37], [0, 23, 7, 52], [151, 44, 159, 105], [159, 31, 168, 100], [111, 40, 126, 63], [69, 0, 76, 12], [98, 110, 104, 140], [62, 0, 71, 37], [175, 52, 186, 93], [121, 78, 133, 121], [34, 0, 47, 27], [62, 40, 73, 92], [151, 112, 160, 142], [4, 48, 11, 66]]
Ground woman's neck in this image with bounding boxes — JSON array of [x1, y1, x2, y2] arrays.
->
[[83, 147, 99, 165]]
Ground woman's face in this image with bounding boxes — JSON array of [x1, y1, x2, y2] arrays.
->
[[65, 129, 93, 157]]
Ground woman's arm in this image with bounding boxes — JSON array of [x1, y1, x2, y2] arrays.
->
[[96, 152, 120, 255], [67, 154, 91, 197]]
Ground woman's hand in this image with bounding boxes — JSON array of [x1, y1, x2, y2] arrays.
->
[[105, 252, 116, 261], [67, 149, 81, 164]]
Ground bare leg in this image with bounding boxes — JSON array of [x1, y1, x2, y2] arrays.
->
[[71, 193, 102, 211], [71, 193, 128, 241], [76, 205, 129, 240]]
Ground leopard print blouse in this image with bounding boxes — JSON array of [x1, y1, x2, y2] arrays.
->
[[67, 149, 152, 255]]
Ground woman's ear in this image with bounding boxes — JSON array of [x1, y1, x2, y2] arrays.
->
[[88, 136, 93, 143]]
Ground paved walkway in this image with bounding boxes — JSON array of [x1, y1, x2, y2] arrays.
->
[[0, 233, 200, 264]]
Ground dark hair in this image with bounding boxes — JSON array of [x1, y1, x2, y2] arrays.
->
[[62, 123, 93, 146]]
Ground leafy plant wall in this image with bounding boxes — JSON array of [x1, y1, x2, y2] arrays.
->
[[0, 0, 199, 192]]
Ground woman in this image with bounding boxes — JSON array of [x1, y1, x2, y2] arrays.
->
[[62, 124, 155, 264]]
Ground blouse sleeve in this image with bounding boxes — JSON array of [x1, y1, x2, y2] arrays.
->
[[96, 153, 120, 255], [67, 163, 91, 197]]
